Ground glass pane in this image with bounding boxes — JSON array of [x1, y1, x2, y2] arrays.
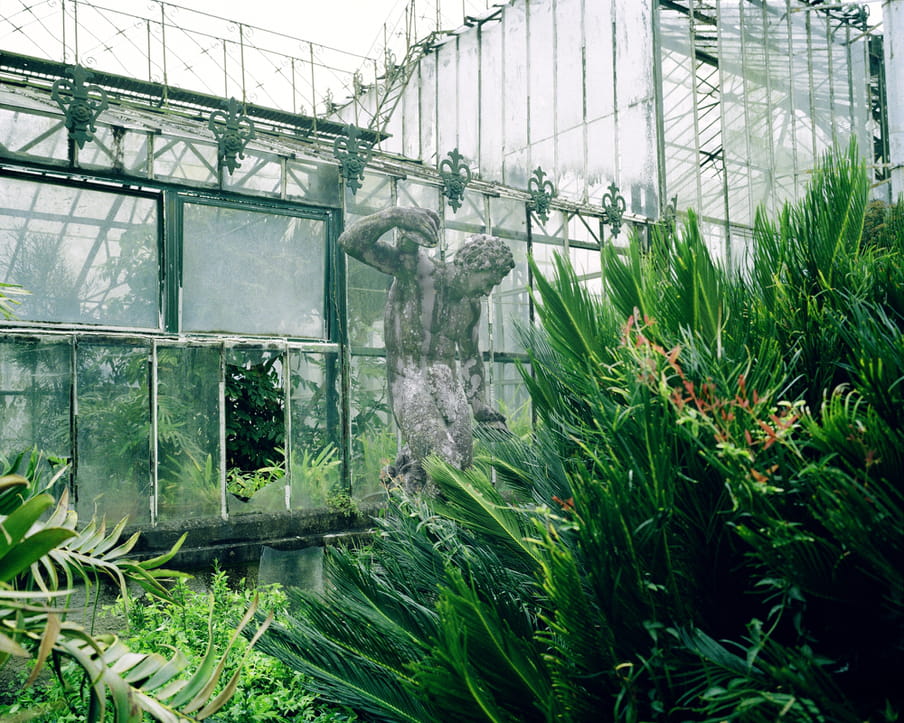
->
[[397, 180, 439, 209], [345, 172, 394, 217], [0, 108, 69, 163], [659, 7, 699, 213], [612, 2, 656, 217], [531, 240, 561, 290], [156, 345, 221, 521], [556, 0, 584, 134], [457, 30, 480, 163], [436, 45, 458, 160], [531, 210, 567, 246], [286, 159, 341, 206], [225, 347, 288, 515], [492, 361, 531, 436], [223, 150, 282, 196], [489, 197, 529, 355], [419, 53, 438, 161], [0, 336, 71, 495], [809, 15, 835, 153], [347, 257, 391, 349], [446, 188, 487, 235], [78, 125, 150, 175], [585, 0, 615, 123], [289, 350, 341, 510], [0, 178, 159, 327], [350, 355, 395, 503], [76, 341, 151, 524], [153, 137, 218, 186], [486, 238, 529, 356], [182, 203, 326, 337], [569, 245, 603, 297], [528, 0, 555, 144], [479, 18, 504, 180], [503, 2, 528, 154]]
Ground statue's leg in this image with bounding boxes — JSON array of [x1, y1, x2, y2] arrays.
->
[[390, 363, 472, 474], [426, 364, 472, 469]]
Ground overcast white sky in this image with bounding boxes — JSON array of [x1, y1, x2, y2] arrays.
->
[[167, 0, 483, 59], [169, 0, 885, 57]]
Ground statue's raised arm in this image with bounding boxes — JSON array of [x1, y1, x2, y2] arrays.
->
[[337, 206, 441, 275]]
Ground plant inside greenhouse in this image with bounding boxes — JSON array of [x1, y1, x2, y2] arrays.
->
[[255, 145, 904, 721], [0, 452, 276, 721]]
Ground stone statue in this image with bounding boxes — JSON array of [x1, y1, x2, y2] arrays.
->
[[338, 206, 515, 489]]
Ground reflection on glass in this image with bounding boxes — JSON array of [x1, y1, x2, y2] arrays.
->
[[76, 341, 151, 524], [350, 355, 394, 503], [289, 350, 341, 510], [182, 203, 326, 337], [0, 177, 158, 327], [0, 337, 71, 498], [156, 345, 221, 521]]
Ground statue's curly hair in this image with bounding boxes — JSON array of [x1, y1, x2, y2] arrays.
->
[[453, 234, 515, 276]]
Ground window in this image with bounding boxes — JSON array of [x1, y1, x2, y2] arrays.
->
[[0, 177, 159, 328], [181, 201, 328, 338]]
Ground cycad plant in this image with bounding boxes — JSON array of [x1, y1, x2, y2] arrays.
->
[[259, 142, 903, 721]]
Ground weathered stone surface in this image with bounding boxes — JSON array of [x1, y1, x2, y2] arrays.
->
[[338, 206, 515, 489]]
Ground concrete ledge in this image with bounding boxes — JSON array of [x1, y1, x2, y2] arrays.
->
[[123, 503, 383, 570]]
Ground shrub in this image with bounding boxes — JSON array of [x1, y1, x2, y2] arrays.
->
[[256, 142, 904, 721], [0, 452, 272, 722]]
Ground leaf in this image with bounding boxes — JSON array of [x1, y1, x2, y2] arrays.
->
[[0, 494, 56, 557], [0, 528, 77, 582]]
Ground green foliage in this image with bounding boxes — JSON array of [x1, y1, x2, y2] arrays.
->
[[113, 566, 357, 723], [254, 141, 904, 722], [1, 563, 355, 723], [0, 280, 28, 319], [227, 460, 285, 502], [225, 357, 285, 473], [0, 451, 272, 722]]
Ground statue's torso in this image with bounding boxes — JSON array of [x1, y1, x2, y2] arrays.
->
[[384, 253, 478, 367]]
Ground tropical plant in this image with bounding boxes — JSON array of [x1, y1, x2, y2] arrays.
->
[[0, 280, 28, 319], [255, 141, 904, 722], [225, 356, 285, 474], [0, 451, 272, 722], [108, 565, 354, 723]]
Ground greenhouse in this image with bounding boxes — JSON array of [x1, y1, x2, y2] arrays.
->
[[0, 0, 896, 561]]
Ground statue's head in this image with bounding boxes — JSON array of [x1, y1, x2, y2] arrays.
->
[[453, 235, 515, 293]]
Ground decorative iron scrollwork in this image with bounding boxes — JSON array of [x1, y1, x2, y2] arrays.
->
[[208, 97, 256, 175], [333, 124, 373, 195], [439, 148, 472, 212], [51, 65, 108, 149], [528, 167, 556, 224], [601, 182, 627, 238]]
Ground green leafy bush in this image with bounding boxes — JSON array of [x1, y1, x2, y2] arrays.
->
[[113, 566, 357, 723], [0, 452, 272, 722], [256, 143, 904, 722], [2, 558, 356, 723]]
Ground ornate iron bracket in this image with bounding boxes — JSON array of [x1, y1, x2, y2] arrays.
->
[[333, 125, 373, 195], [51, 65, 108, 149], [601, 182, 627, 238], [439, 148, 472, 212], [528, 167, 556, 224], [208, 97, 256, 175]]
